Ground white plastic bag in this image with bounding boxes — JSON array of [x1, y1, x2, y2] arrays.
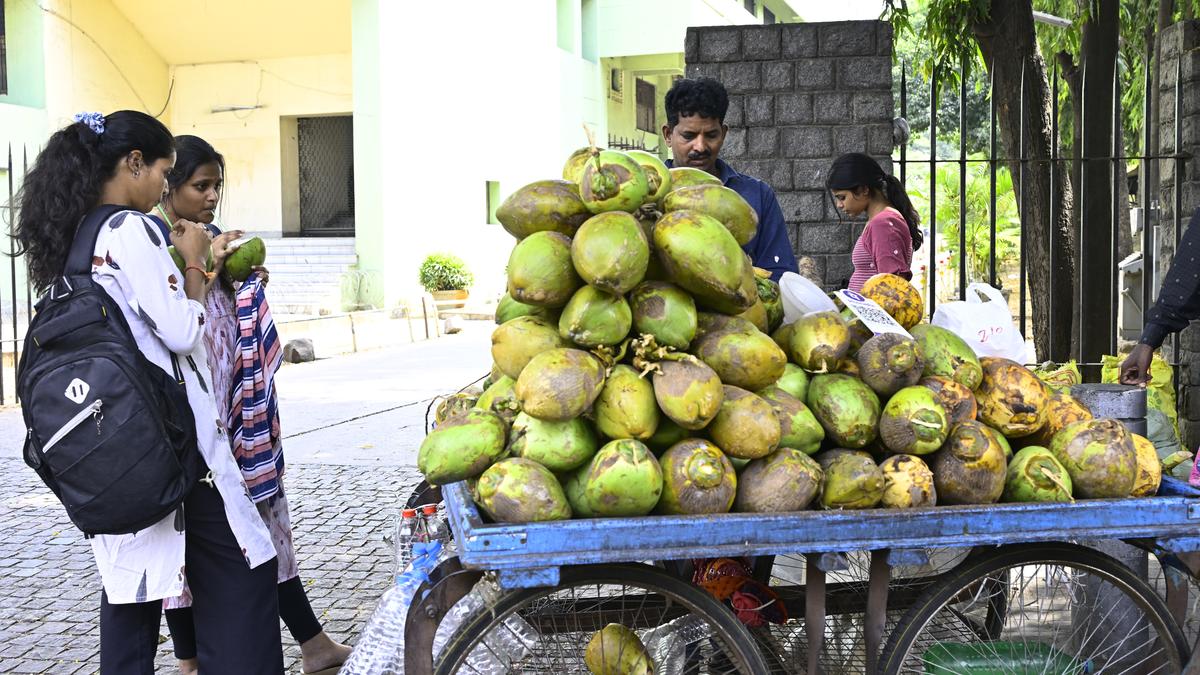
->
[[932, 283, 1036, 363]]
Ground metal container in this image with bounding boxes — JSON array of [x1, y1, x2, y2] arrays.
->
[[1070, 383, 1148, 437]]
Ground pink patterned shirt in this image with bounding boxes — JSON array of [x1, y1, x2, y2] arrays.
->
[[848, 207, 913, 292]]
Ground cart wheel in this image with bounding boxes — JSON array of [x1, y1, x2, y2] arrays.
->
[[879, 542, 1191, 675], [404, 479, 442, 509], [433, 563, 770, 675], [750, 549, 989, 674]]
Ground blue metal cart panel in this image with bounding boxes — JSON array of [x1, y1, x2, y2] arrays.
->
[[443, 478, 1200, 577]]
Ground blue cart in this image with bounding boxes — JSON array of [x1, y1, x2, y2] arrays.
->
[[403, 478, 1200, 674]]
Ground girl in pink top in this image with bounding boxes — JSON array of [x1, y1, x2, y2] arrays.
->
[[826, 153, 923, 292]]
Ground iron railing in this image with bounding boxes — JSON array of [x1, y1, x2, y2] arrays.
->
[[895, 56, 1189, 373]]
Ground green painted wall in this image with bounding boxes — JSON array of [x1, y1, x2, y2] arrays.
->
[[1, 0, 46, 108]]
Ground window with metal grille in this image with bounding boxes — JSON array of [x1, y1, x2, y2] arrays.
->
[[297, 115, 355, 234], [1, 0, 8, 96], [764, 7, 775, 24], [744, 0, 756, 17], [636, 79, 655, 133]]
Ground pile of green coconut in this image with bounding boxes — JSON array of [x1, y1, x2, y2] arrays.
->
[[416, 141, 1166, 524]]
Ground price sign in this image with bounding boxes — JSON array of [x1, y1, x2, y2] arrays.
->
[[833, 290, 911, 338]]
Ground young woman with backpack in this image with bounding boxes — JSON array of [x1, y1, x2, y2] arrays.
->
[[150, 135, 351, 675], [13, 111, 284, 674]]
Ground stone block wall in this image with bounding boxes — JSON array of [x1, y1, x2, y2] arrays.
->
[[1158, 20, 1200, 449], [685, 21, 895, 288]]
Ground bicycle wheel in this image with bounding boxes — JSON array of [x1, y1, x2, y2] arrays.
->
[[752, 549, 989, 674], [434, 563, 770, 675], [880, 542, 1191, 675]]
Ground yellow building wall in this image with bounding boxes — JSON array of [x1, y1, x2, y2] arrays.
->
[[165, 55, 353, 235], [39, 0, 171, 129]]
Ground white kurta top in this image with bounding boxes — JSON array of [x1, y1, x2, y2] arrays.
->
[[86, 211, 275, 604]]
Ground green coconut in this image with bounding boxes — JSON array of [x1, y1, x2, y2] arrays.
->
[[651, 357, 725, 430], [933, 420, 1009, 505], [656, 439, 737, 515], [223, 236, 266, 282], [818, 451, 885, 509], [474, 375, 521, 426], [491, 316, 568, 380], [495, 293, 559, 325], [582, 439, 664, 517], [417, 408, 509, 485], [910, 324, 983, 390], [629, 281, 698, 350], [1003, 446, 1073, 503], [758, 386, 824, 455], [584, 623, 653, 675], [562, 147, 591, 184], [1049, 418, 1137, 499], [662, 184, 759, 245], [580, 149, 651, 213], [626, 150, 672, 204], [507, 412, 599, 473], [515, 348, 606, 422], [592, 364, 660, 441], [475, 458, 571, 523], [975, 357, 1050, 438], [857, 333, 925, 397], [558, 285, 632, 348], [708, 386, 782, 459], [878, 386, 950, 455], [495, 179, 591, 239], [691, 323, 788, 392], [561, 464, 596, 518], [920, 375, 979, 428], [789, 311, 851, 373], [570, 211, 650, 294], [506, 231, 583, 308], [645, 417, 689, 454], [653, 210, 756, 315], [735, 447, 823, 512], [879, 454, 937, 508], [806, 374, 881, 448], [664, 166, 722, 193], [770, 363, 811, 401]]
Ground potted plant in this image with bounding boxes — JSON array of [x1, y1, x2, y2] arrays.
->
[[419, 253, 474, 308]]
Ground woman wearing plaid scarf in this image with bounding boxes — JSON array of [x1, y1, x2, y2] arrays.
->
[[150, 136, 350, 675]]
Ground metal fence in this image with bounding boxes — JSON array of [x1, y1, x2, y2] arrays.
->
[[607, 134, 653, 152], [895, 56, 1190, 370], [1, 143, 32, 406]]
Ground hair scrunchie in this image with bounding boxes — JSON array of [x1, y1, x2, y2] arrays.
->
[[73, 111, 106, 136]]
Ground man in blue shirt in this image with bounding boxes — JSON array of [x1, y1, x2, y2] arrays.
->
[[661, 77, 798, 281]]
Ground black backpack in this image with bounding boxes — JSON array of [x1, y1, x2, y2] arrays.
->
[[19, 205, 204, 536]]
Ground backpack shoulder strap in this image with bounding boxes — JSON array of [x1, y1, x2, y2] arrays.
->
[[64, 205, 136, 277]]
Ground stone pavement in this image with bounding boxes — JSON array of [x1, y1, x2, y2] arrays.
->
[[0, 320, 495, 673], [0, 460, 422, 674]]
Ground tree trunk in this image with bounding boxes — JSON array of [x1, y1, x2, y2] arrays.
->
[[973, 0, 1077, 363], [1057, 50, 1084, 357], [1078, 0, 1121, 363]]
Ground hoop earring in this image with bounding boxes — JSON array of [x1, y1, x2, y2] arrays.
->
[[133, 170, 140, 178]]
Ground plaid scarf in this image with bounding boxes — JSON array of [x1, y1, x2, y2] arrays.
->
[[228, 274, 285, 502]]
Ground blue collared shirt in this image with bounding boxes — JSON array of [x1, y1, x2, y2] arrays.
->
[[666, 158, 797, 281]]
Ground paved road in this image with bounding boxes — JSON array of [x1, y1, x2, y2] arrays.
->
[[0, 320, 494, 673]]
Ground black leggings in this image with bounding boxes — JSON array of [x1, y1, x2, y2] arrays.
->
[[99, 482, 283, 674], [166, 575, 323, 660]]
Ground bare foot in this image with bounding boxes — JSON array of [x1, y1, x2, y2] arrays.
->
[[178, 657, 199, 675], [300, 631, 352, 673]]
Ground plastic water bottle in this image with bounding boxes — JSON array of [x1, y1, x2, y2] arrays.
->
[[393, 508, 417, 576], [421, 504, 444, 542], [340, 540, 445, 675]]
